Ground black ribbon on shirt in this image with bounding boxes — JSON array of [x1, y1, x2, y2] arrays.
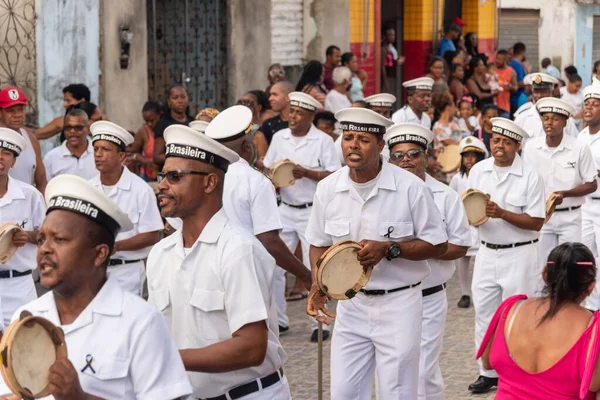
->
[[384, 226, 394, 238], [81, 354, 96, 374]]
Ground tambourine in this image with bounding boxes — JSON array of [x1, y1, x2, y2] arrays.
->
[[545, 192, 561, 223], [269, 159, 296, 188], [316, 240, 372, 300], [0, 311, 67, 399], [461, 189, 490, 227], [437, 144, 461, 174], [0, 223, 24, 264]]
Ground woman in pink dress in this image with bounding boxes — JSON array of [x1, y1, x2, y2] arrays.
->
[[477, 242, 600, 399]]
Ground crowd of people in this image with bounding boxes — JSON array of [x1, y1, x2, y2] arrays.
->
[[1, 25, 600, 400]]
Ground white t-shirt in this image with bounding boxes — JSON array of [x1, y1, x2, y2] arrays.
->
[[560, 87, 584, 130], [325, 89, 352, 114]]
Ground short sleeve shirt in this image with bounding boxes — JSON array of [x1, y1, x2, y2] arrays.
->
[[43, 140, 96, 181], [260, 115, 289, 145]]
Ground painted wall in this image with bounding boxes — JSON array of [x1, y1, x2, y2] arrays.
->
[[305, 0, 351, 64], [100, 0, 148, 132], [575, 3, 600, 86], [349, 0, 376, 96]]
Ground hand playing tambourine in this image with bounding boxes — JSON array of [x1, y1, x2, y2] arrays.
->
[[306, 284, 336, 326]]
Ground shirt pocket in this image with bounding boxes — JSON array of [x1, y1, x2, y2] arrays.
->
[[505, 194, 527, 214], [324, 220, 350, 240], [78, 355, 129, 398], [379, 221, 414, 240], [152, 288, 170, 312], [190, 289, 228, 340], [555, 160, 579, 185]]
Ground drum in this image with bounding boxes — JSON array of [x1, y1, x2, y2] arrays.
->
[[545, 192, 561, 223], [0, 311, 67, 399], [461, 189, 490, 227], [269, 159, 296, 188], [437, 144, 461, 174], [0, 223, 24, 264], [316, 241, 372, 300]]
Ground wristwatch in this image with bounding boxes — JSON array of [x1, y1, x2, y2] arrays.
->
[[386, 242, 402, 261]]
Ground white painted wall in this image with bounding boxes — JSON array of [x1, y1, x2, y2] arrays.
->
[[499, 0, 576, 74]]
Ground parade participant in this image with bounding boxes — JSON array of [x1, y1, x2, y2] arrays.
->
[[0, 174, 192, 399], [391, 77, 434, 128], [43, 108, 96, 180], [263, 92, 341, 342], [450, 136, 488, 308], [147, 125, 291, 399], [523, 98, 596, 263], [89, 121, 163, 295], [306, 108, 448, 399], [0, 87, 47, 193], [364, 93, 396, 118], [467, 117, 545, 394], [385, 122, 470, 400], [0, 128, 45, 327]]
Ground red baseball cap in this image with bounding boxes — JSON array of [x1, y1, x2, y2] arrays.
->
[[453, 17, 466, 27], [0, 87, 27, 109]]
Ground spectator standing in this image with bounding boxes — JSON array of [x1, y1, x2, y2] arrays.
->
[[561, 74, 584, 130], [467, 57, 499, 109], [465, 32, 488, 65], [381, 26, 405, 93], [541, 58, 561, 80], [324, 67, 352, 114], [313, 111, 337, 141], [495, 50, 517, 118], [473, 104, 499, 152], [448, 63, 467, 105], [237, 92, 270, 159], [592, 60, 600, 82], [509, 42, 527, 117], [341, 52, 365, 101], [427, 56, 449, 94], [296, 60, 328, 106], [194, 107, 219, 122], [444, 50, 466, 75], [432, 92, 463, 153], [266, 63, 286, 95], [564, 65, 579, 82], [437, 24, 460, 56], [323, 45, 341, 91], [127, 101, 162, 182], [261, 81, 294, 145]]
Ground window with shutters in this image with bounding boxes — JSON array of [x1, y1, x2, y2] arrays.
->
[[271, 0, 304, 66]]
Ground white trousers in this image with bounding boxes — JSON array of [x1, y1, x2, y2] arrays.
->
[[472, 244, 540, 378], [583, 210, 600, 309], [539, 208, 582, 266], [0, 274, 37, 327], [107, 260, 146, 296], [332, 286, 423, 400], [418, 289, 448, 400]]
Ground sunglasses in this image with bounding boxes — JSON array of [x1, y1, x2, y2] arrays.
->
[[389, 149, 424, 162], [64, 125, 86, 132], [269, 69, 285, 78], [157, 170, 209, 184]]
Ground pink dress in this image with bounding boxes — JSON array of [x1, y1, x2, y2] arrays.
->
[[476, 295, 600, 400]]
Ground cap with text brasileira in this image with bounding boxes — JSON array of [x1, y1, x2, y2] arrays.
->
[[164, 125, 239, 172], [288, 92, 322, 112], [45, 174, 133, 236], [584, 84, 600, 101], [90, 121, 134, 151], [204, 105, 255, 143], [334, 108, 393, 136], [364, 93, 397, 108], [536, 97, 575, 118], [384, 123, 434, 150], [403, 77, 434, 92], [490, 117, 528, 143], [0, 127, 27, 156]]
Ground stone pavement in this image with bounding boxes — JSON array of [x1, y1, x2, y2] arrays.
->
[[280, 271, 496, 399]]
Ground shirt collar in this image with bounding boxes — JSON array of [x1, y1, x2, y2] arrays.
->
[[2, 177, 26, 204], [481, 154, 524, 177], [91, 167, 133, 191], [163, 208, 228, 250], [281, 125, 320, 140], [538, 134, 574, 151], [425, 173, 445, 192], [334, 159, 397, 193], [60, 139, 93, 158]]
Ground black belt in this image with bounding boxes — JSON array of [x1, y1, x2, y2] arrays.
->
[[108, 259, 142, 266], [422, 283, 446, 297], [201, 368, 284, 400], [554, 205, 582, 212], [0, 269, 32, 279], [481, 239, 538, 250], [360, 281, 421, 296], [593, 197, 600, 200], [281, 201, 313, 209]]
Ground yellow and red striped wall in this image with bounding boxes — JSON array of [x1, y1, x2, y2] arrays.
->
[[462, 0, 497, 57], [349, 0, 379, 96]]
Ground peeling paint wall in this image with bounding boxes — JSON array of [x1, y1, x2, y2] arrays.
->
[[575, 3, 600, 85], [304, 0, 351, 62]]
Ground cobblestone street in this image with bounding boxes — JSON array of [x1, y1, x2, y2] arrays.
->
[[280, 270, 496, 400]]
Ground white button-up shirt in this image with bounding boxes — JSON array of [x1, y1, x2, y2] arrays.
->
[[43, 140, 96, 181], [146, 209, 286, 398], [515, 106, 579, 145], [424, 174, 471, 288], [89, 168, 163, 260], [0, 177, 45, 273], [578, 127, 600, 217], [523, 134, 597, 208], [305, 161, 447, 289], [391, 105, 432, 128], [468, 155, 546, 244], [264, 126, 341, 205], [0, 277, 192, 399]]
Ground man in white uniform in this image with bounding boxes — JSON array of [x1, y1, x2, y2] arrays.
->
[[467, 117, 546, 393], [89, 121, 163, 295], [0, 174, 192, 399], [147, 125, 291, 400], [263, 92, 341, 342], [43, 108, 96, 180], [523, 97, 597, 263], [391, 77, 433, 128], [307, 108, 448, 399], [385, 123, 471, 400], [0, 128, 45, 327]]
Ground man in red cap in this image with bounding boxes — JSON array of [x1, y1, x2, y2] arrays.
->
[[0, 87, 47, 193]]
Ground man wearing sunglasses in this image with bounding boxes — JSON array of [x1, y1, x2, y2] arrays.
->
[[43, 108, 96, 180], [147, 125, 291, 399], [88, 121, 163, 296], [385, 123, 470, 400]]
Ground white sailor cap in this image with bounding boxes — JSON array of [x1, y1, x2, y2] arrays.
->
[[536, 97, 575, 118], [384, 123, 434, 150], [288, 92, 322, 112], [45, 174, 133, 236], [90, 121, 134, 150], [584, 85, 600, 101], [403, 77, 434, 92], [0, 127, 26, 156], [490, 117, 528, 143], [164, 125, 239, 172], [593, 76, 600, 87], [459, 136, 487, 155], [525, 73, 558, 89], [204, 105, 255, 142], [334, 108, 393, 136], [189, 120, 209, 133], [364, 93, 397, 108]]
